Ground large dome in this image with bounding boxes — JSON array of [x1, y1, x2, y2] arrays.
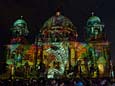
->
[[41, 12, 76, 31], [39, 12, 78, 42]]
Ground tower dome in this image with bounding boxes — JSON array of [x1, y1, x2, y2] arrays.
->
[[86, 13, 104, 41], [87, 15, 101, 26], [13, 16, 27, 27], [11, 16, 29, 37]]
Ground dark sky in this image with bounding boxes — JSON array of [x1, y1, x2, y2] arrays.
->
[[0, 0, 115, 64]]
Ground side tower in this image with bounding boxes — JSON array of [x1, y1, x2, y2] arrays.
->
[[6, 16, 30, 78], [10, 16, 29, 44], [86, 13, 111, 78]]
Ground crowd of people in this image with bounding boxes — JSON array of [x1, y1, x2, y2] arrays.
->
[[0, 77, 114, 86]]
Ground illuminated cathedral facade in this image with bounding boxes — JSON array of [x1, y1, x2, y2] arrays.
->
[[5, 12, 113, 79]]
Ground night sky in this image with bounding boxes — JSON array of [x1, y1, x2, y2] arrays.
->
[[0, 0, 115, 64]]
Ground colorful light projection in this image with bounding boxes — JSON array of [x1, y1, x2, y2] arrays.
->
[[5, 12, 112, 79]]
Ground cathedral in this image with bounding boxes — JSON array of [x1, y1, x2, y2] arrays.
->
[[3, 11, 113, 79]]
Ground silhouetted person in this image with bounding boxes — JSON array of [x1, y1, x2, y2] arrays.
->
[[37, 61, 46, 78]]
